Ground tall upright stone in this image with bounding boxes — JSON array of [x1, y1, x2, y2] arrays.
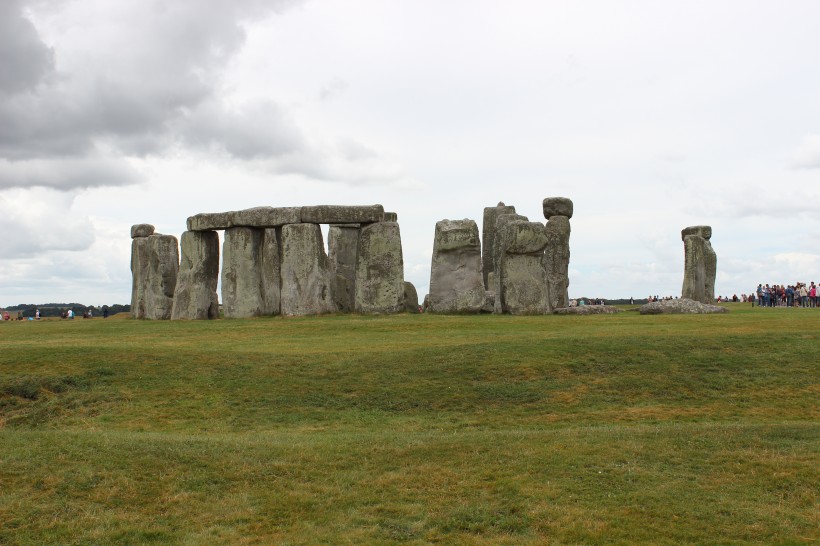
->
[[403, 281, 421, 313], [482, 202, 516, 289], [221, 227, 267, 318], [328, 225, 360, 312], [494, 215, 550, 315], [681, 225, 716, 304], [260, 228, 281, 316], [542, 215, 571, 310], [280, 223, 336, 316], [355, 222, 404, 314], [131, 232, 179, 320], [428, 219, 485, 313], [171, 230, 220, 320]]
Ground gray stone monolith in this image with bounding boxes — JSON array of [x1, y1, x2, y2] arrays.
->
[[280, 223, 336, 316], [404, 281, 421, 313], [328, 225, 359, 312], [171, 230, 220, 320], [260, 228, 281, 315], [482, 202, 516, 289], [494, 216, 550, 315], [542, 215, 571, 310], [428, 219, 485, 313], [131, 233, 179, 320], [355, 222, 404, 314], [681, 225, 716, 305], [221, 227, 267, 318]]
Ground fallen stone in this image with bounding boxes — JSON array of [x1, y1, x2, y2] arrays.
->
[[542, 197, 574, 220], [355, 221, 404, 314], [130, 224, 155, 238], [280, 223, 336, 316], [403, 281, 421, 313], [429, 219, 486, 313], [553, 305, 622, 315], [301, 205, 384, 224], [543, 215, 571, 310], [639, 298, 727, 315], [171, 230, 220, 320], [482, 203, 516, 289]]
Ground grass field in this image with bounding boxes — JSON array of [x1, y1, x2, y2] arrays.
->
[[1, 305, 817, 544]]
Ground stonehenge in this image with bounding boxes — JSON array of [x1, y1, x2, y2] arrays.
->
[[681, 225, 717, 305], [130, 198, 578, 319]]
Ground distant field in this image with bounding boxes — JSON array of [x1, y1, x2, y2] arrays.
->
[[1, 306, 817, 544]]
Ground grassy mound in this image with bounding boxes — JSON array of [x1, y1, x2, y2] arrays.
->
[[1, 306, 817, 543]]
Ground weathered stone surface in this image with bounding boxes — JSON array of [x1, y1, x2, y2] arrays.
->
[[328, 225, 359, 312], [383, 212, 398, 222], [280, 223, 336, 316], [187, 207, 302, 231], [482, 203, 516, 289], [542, 197, 574, 220], [187, 211, 234, 231], [492, 213, 529, 313], [260, 228, 281, 315], [301, 205, 384, 224], [171, 231, 219, 320], [553, 305, 622, 315], [542, 215, 571, 310], [403, 281, 421, 313], [681, 226, 717, 305], [428, 219, 485, 313], [482, 291, 495, 313], [681, 225, 712, 241], [131, 234, 179, 320], [494, 216, 550, 315], [640, 298, 727, 315], [131, 224, 154, 238], [355, 222, 404, 314], [221, 227, 266, 318], [233, 207, 301, 228]]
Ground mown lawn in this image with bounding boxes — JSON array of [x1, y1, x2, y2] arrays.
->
[[0, 305, 817, 544]]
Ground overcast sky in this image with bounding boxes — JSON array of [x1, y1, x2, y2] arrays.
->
[[2, 0, 820, 306]]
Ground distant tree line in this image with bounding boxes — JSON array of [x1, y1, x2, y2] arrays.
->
[[1, 303, 130, 318]]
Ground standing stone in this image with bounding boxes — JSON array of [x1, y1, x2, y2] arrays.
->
[[482, 202, 516, 289], [280, 223, 336, 316], [494, 216, 550, 315], [328, 225, 360, 312], [355, 222, 405, 314], [428, 219, 485, 313], [131, 233, 179, 320], [542, 215, 571, 310], [221, 227, 266, 318], [171, 231, 220, 320], [260, 228, 281, 315], [681, 225, 717, 305], [403, 281, 421, 313]]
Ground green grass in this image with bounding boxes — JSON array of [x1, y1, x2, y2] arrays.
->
[[1, 305, 817, 544]]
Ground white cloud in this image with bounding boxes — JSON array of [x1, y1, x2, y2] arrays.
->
[[790, 135, 820, 169]]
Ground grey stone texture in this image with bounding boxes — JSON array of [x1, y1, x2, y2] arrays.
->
[[383, 212, 398, 222], [328, 225, 360, 312], [301, 205, 384, 224], [131, 233, 179, 320], [171, 230, 220, 320], [681, 225, 717, 305], [553, 305, 622, 315], [542, 215, 571, 310], [260, 228, 282, 316], [403, 281, 421, 313], [221, 227, 267, 318], [130, 224, 155, 238], [355, 221, 405, 314], [640, 298, 727, 315], [280, 223, 336, 316], [494, 215, 550, 315], [542, 197, 574, 220], [482, 203, 516, 289], [428, 219, 485, 313], [187, 207, 301, 231]]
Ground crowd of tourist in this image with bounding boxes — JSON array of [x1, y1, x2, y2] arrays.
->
[[744, 282, 818, 307]]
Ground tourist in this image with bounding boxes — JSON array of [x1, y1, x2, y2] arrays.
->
[[103, 306, 109, 319], [67, 309, 74, 319], [35, 309, 40, 320], [799, 284, 809, 308], [810, 283, 817, 308]]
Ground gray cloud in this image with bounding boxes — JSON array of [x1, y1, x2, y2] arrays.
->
[[0, 156, 141, 190], [0, 0, 55, 96]]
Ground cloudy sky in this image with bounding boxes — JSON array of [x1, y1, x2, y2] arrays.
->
[[2, 0, 820, 306]]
